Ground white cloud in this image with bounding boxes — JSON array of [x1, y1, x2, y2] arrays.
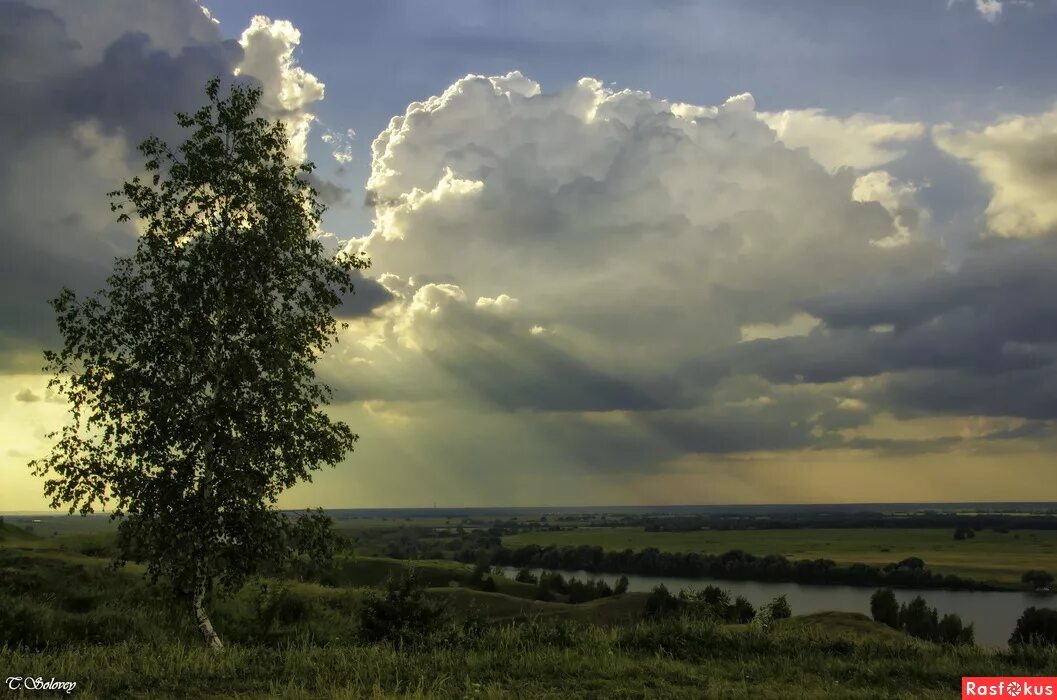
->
[[475, 294, 519, 312], [322, 127, 356, 164], [236, 16, 325, 162], [759, 109, 925, 171], [319, 72, 962, 485], [357, 73, 938, 379], [852, 170, 928, 247], [934, 105, 1057, 238], [975, 0, 1004, 21], [740, 313, 822, 342]]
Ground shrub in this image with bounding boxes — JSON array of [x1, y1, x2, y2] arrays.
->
[[644, 584, 681, 619], [870, 588, 900, 629], [899, 596, 939, 642], [766, 594, 792, 620], [1022, 570, 1054, 591], [358, 569, 448, 646], [515, 568, 537, 584], [614, 575, 629, 595], [1010, 607, 1057, 647], [938, 613, 974, 645], [253, 583, 311, 634], [728, 596, 756, 624]]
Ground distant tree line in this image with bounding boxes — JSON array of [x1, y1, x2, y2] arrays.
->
[[457, 544, 1000, 591], [638, 512, 1057, 532]]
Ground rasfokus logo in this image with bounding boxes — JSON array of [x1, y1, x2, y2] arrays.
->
[[963, 677, 1057, 699]]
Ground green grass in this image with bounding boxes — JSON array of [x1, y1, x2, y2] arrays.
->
[[3, 615, 1054, 698], [503, 527, 1057, 588], [4, 530, 1056, 698]]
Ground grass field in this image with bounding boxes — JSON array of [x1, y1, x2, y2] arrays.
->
[[3, 525, 1056, 698], [503, 527, 1057, 588]]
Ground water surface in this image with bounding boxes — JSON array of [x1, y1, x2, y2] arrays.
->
[[500, 566, 1052, 647]]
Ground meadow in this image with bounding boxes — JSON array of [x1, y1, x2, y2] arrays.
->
[[503, 526, 1057, 588], [3, 521, 1056, 698]]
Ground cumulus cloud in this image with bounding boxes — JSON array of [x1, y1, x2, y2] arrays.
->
[[320, 70, 1057, 483], [851, 171, 928, 247], [0, 2, 377, 371], [758, 109, 925, 171], [934, 104, 1057, 238], [14, 388, 41, 403], [326, 72, 996, 462], [236, 16, 325, 162]]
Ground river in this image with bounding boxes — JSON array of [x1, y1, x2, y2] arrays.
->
[[499, 566, 1053, 647]]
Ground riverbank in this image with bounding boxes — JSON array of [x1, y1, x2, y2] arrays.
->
[[498, 566, 1051, 647], [501, 526, 1057, 589]]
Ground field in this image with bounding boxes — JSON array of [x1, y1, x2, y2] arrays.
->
[[503, 527, 1057, 588], [3, 521, 1056, 698]]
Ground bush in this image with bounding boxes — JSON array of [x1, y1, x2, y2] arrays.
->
[[614, 575, 629, 595], [899, 596, 939, 642], [766, 594, 792, 620], [728, 596, 756, 624], [1010, 607, 1057, 647], [870, 588, 900, 629], [644, 584, 681, 619], [253, 583, 310, 635], [679, 584, 730, 618], [938, 613, 974, 645], [358, 569, 448, 646], [1022, 570, 1054, 591], [515, 568, 537, 584]]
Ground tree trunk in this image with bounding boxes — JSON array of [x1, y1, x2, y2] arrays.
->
[[193, 582, 224, 651]]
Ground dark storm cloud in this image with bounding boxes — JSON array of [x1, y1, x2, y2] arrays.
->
[[0, 2, 387, 370], [678, 237, 1057, 423], [335, 271, 392, 319], [306, 174, 351, 208], [60, 31, 242, 145], [877, 368, 1057, 421], [0, 1, 240, 368], [804, 238, 1057, 338]]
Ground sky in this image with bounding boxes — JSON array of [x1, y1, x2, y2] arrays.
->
[[3, 0, 1057, 511]]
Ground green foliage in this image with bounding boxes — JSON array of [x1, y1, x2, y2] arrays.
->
[[4, 543, 1057, 697], [870, 588, 900, 629], [357, 569, 448, 646], [729, 595, 756, 624], [765, 594, 792, 620], [515, 567, 537, 584], [899, 596, 940, 641], [252, 582, 308, 635], [614, 574, 629, 595], [938, 613, 975, 645], [30, 79, 367, 646], [1010, 607, 1057, 647], [644, 584, 681, 619], [1021, 569, 1054, 590]]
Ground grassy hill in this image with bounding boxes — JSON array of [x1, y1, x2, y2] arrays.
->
[[2, 535, 1055, 698]]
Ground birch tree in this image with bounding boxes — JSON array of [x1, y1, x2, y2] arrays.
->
[[31, 78, 364, 650]]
